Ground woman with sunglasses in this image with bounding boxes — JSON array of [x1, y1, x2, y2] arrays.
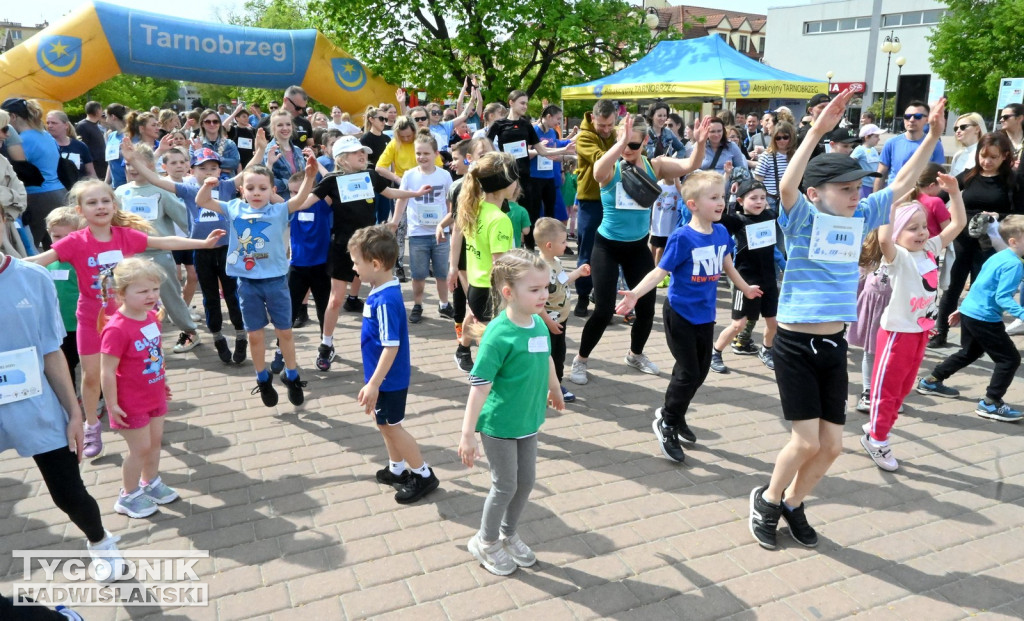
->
[[949, 113, 985, 177], [568, 115, 710, 386], [361, 106, 393, 223], [999, 103, 1024, 163], [195, 109, 241, 177], [645, 102, 685, 159], [753, 122, 796, 209]]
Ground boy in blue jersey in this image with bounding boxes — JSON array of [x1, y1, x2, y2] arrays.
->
[[917, 215, 1024, 422], [749, 90, 946, 550], [349, 225, 439, 504]]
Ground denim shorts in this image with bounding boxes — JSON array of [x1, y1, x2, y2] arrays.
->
[[237, 275, 292, 332], [408, 235, 450, 281]]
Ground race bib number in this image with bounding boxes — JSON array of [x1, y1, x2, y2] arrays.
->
[[745, 220, 777, 250], [337, 173, 375, 203], [140, 323, 161, 341], [0, 347, 43, 406], [615, 183, 646, 211], [503, 140, 528, 159], [125, 195, 159, 221], [916, 256, 937, 276], [210, 189, 220, 201], [527, 336, 549, 353], [66, 153, 81, 168], [557, 271, 569, 284], [105, 139, 120, 161], [297, 211, 315, 222], [808, 213, 864, 263], [237, 137, 253, 150], [536, 156, 553, 171], [96, 250, 124, 265], [49, 270, 70, 281]]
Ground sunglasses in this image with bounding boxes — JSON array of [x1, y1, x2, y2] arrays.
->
[[412, 116, 428, 122], [1000, 114, 1020, 121], [775, 135, 791, 140], [376, 116, 387, 122], [954, 124, 976, 132], [904, 113, 926, 120], [430, 110, 442, 116], [203, 119, 220, 125], [626, 141, 643, 150]]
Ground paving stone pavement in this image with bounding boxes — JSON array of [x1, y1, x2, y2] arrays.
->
[[3, 267, 1024, 620]]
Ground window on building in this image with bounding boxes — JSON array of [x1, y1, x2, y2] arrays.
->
[[922, 9, 944, 24], [739, 35, 748, 51], [820, 19, 838, 32], [805, 22, 821, 34], [839, 18, 856, 31], [902, 11, 922, 25], [11, 31, 22, 40], [758, 37, 765, 53], [718, 32, 728, 43], [883, 14, 901, 27], [856, 17, 872, 29]]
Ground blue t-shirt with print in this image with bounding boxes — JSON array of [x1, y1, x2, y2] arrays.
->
[[959, 248, 1024, 323], [290, 200, 333, 267], [361, 280, 411, 392], [777, 189, 892, 323], [219, 199, 290, 279], [598, 158, 657, 242], [659, 224, 734, 324], [880, 134, 945, 183], [174, 180, 234, 247]]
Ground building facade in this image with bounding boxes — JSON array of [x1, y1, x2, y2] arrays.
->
[[0, 19, 49, 53], [647, 2, 766, 62]]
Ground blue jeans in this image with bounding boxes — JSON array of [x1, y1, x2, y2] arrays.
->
[[574, 199, 603, 301], [408, 235, 450, 281]]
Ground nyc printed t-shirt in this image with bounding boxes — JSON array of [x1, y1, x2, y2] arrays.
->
[[659, 224, 734, 324], [880, 236, 942, 333], [100, 309, 166, 416], [219, 199, 290, 279], [399, 167, 452, 237], [464, 201, 513, 288], [51, 227, 150, 322], [361, 280, 411, 392]]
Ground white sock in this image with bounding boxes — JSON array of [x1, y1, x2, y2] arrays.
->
[[322, 335, 334, 347], [389, 460, 407, 475], [412, 463, 431, 478]]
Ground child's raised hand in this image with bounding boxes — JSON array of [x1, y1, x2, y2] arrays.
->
[[191, 138, 203, 152], [724, 161, 734, 175], [357, 383, 379, 415], [458, 432, 481, 468], [936, 171, 960, 195], [615, 289, 637, 315], [267, 144, 282, 166], [304, 152, 318, 177], [817, 88, 857, 133], [549, 387, 565, 411], [203, 230, 226, 247], [744, 285, 763, 299], [120, 137, 136, 160], [255, 128, 268, 150], [203, 176, 219, 187], [928, 97, 947, 136]]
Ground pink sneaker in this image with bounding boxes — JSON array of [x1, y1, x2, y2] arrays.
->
[[83, 423, 103, 459]]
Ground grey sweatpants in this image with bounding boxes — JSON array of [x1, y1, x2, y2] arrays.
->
[[150, 252, 198, 334], [478, 433, 537, 543]]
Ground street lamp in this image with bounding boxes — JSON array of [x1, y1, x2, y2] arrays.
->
[[826, 71, 834, 94], [893, 56, 907, 131], [644, 7, 661, 29], [879, 31, 901, 131]]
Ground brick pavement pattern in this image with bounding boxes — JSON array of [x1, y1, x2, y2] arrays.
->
[[2, 269, 1024, 620]]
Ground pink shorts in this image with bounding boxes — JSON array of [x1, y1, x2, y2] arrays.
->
[[76, 323, 102, 356], [110, 404, 167, 431]]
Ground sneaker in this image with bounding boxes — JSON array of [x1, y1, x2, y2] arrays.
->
[[375, 467, 411, 487], [975, 400, 1024, 422], [625, 352, 659, 375], [396, 264, 408, 283], [710, 351, 728, 374], [281, 373, 307, 406], [268, 349, 284, 374], [439, 303, 456, 320], [114, 488, 159, 519], [916, 378, 960, 398], [652, 409, 685, 462], [1007, 318, 1024, 336], [343, 297, 365, 313], [140, 477, 179, 504], [560, 385, 576, 403], [315, 344, 336, 371], [676, 418, 697, 444], [467, 533, 517, 576], [292, 310, 309, 329], [780, 500, 819, 547], [573, 298, 589, 318], [56, 606, 85, 620], [731, 341, 758, 356], [568, 356, 588, 385], [758, 346, 775, 370], [86, 530, 126, 583], [860, 434, 899, 472], [232, 337, 248, 364], [214, 336, 232, 364], [83, 422, 103, 459], [856, 390, 871, 413], [502, 533, 537, 567], [394, 470, 439, 504], [251, 376, 278, 407], [172, 331, 201, 354], [748, 485, 782, 550], [563, 246, 575, 256], [926, 332, 948, 349], [455, 347, 474, 373], [409, 304, 423, 323], [189, 309, 204, 323]]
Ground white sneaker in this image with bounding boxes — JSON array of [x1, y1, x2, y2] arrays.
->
[[86, 530, 126, 583], [568, 356, 589, 385], [1007, 318, 1024, 336], [468, 533, 517, 575], [501, 533, 537, 567], [172, 330, 201, 353], [856, 391, 870, 413], [625, 352, 660, 375], [860, 434, 899, 471]]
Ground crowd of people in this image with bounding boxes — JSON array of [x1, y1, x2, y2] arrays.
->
[[2, 77, 1024, 606]]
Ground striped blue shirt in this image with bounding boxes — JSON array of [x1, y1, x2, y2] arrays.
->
[[777, 189, 892, 323]]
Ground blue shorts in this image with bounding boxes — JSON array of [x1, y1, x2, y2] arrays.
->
[[237, 275, 292, 332], [408, 235, 450, 281], [374, 388, 408, 426]]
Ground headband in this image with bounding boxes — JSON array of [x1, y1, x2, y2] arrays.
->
[[892, 203, 926, 243], [478, 167, 519, 193]]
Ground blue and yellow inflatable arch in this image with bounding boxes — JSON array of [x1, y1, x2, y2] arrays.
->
[[0, 1, 395, 113]]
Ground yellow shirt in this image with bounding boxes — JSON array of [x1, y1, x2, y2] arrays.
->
[[377, 139, 443, 177]]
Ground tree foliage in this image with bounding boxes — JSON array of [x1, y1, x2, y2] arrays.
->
[[308, 0, 675, 105], [929, 0, 1024, 113], [65, 74, 181, 118]]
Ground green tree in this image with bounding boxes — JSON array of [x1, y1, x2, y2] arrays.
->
[[929, 0, 1024, 113], [308, 0, 676, 104], [65, 74, 181, 117]]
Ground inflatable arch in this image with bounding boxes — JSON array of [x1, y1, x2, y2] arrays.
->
[[0, 1, 396, 114]]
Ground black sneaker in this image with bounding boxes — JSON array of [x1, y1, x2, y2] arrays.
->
[[652, 409, 685, 462], [376, 467, 411, 487], [749, 485, 782, 550], [574, 298, 589, 318], [409, 304, 423, 323], [731, 341, 759, 356], [315, 344, 335, 371], [232, 338, 248, 364], [926, 332, 948, 349], [677, 419, 697, 444], [781, 501, 818, 547], [394, 471, 439, 504], [251, 376, 278, 407], [280, 374, 307, 406], [396, 264, 408, 283], [564, 246, 575, 256], [343, 297, 364, 313], [292, 310, 309, 329], [438, 303, 455, 320], [710, 351, 728, 374], [455, 347, 474, 373], [214, 336, 232, 364]]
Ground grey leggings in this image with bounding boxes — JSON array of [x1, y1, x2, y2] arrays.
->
[[862, 351, 875, 392], [479, 433, 537, 543]]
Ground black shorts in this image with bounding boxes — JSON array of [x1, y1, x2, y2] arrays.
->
[[327, 239, 356, 282], [466, 284, 493, 322], [773, 327, 848, 425], [649, 235, 668, 249], [374, 388, 408, 426], [730, 283, 779, 321], [458, 238, 467, 271], [172, 250, 194, 266]]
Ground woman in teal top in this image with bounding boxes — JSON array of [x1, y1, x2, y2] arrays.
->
[[569, 114, 710, 386]]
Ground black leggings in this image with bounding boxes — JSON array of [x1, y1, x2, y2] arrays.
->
[[551, 321, 567, 382], [935, 236, 993, 334], [288, 263, 331, 333], [578, 233, 656, 358], [32, 446, 105, 543], [194, 246, 243, 334], [662, 303, 714, 426], [60, 332, 79, 388], [453, 279, 467, 324]]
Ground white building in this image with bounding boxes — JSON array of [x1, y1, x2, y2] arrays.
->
[[764, 0, 947, 119]]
